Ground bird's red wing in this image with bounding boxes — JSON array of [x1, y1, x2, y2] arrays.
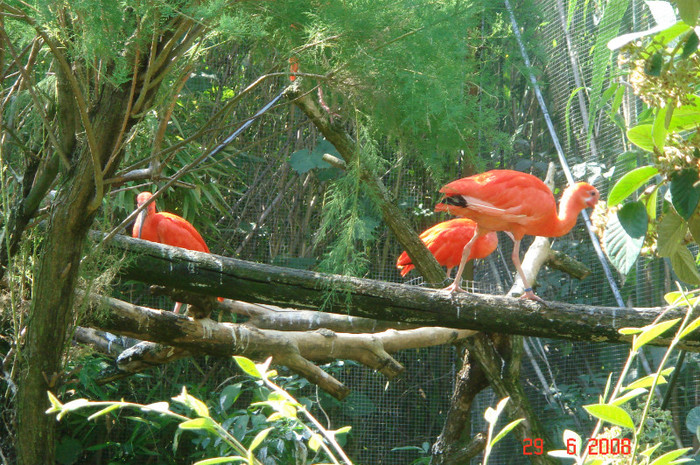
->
[[439, 170, 556, 228], [154, 213, 211, 253]]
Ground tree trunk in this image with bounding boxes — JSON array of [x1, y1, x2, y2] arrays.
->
[[16, 84, 130, 465]]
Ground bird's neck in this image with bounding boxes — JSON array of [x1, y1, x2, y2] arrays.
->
[[549, 188, 584, 237]]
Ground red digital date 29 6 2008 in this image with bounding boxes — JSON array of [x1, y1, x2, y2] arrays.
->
[[523, 438, 632, 455]]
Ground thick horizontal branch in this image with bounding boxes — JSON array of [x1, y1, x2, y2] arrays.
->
[[84, 295, 475, 399], [103, 233, 700, 351]]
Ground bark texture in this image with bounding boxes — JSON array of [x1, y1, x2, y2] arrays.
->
[[105, 234, 700, 351]]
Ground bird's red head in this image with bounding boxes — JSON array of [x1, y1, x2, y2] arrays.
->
[[136, 191, 154, 207], [569, 182, 599, 209]]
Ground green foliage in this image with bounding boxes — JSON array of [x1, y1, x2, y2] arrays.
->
[[548, 287, 700, 464], [47, 356, 353, 465], [604, 1, 700, 283]]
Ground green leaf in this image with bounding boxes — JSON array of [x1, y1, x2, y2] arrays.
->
[[608, 166, 659, 206], [610, 387, 648, 406], [172, 387, 210, 418], [663, 290, 700, 305], [490, 418, 525, 447], [583, 403, 635, 428], [687, 209, 700, 243], [308, 433, 324, 452], [603, 202, 647, 275], [87, 403, 123, 421], [677, 0, 700, 25], [645, 51, 664, 76], [652, 106, 668, 150], [686, 406, 700, 434], [249, 427, 273, 453], [668, 96, 700, 130], [657, 210, 687, 257], [219, 384, 242, 412], [679, 315, 700, 339], [288, 149, 329, 174], [194, 457, 247, 465], [646, 186, 659, 220], [670, 170, 700, 219], [681, 30, 699, 58], [179, 417, 218, 433], [670, 246, 700, 284], [627, 124, 655, 151], [633, 318, 681, 351], [642, 443, 663, 458], [624, 373, 668, 391], [618, 201, 649, 237], [619, 327, 644, 335], [234, 356, 262, 379], [648, 448, 693, 465]]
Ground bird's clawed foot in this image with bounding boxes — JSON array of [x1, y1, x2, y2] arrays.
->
[[442, 281, 468, 294], [519, 288, 545, 303]]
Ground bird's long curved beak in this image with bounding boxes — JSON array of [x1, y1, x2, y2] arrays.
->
[[134, 208, 146, 239]]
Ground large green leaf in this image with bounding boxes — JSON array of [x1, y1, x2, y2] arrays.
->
[[681, 30, 699, 58], [608, 165, 658, 206], [657, 209, 687, 257], [633, 318, 680, 351], [670, 170, 700, 219], [687, 407, 700, 434], [583, 403, 635, 428], [627, 124, 655, 151], [677, 0, 700, 25], [648, 448, 693, 465], [669, 96, 700, 130], [670, 246, 700, 284], [603, 202, 647, 275]]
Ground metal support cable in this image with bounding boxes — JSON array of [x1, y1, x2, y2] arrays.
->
[[504, 0, 626, 307]]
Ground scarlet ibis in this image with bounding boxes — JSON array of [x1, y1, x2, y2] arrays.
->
[[132, 191, 222, 313], [435, 169, 599, 300], [396, 219, 498, 282]]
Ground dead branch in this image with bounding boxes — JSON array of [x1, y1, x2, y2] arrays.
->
[[84, 295, 477, 399]]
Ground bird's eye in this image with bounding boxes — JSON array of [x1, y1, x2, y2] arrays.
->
[[590, 191, 597, 196]]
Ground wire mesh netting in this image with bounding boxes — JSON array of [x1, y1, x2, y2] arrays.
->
[[96, 1, 700, 464]]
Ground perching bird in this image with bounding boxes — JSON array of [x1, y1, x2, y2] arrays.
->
[[435, 169, 599, 300], [132, 191, 222, 313], [396, 218, 498, 281]]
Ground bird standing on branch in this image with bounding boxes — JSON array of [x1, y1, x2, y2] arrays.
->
[[132, 191, 222, 313], [396, 218, 498, 285], [435, 169, 599, 300]]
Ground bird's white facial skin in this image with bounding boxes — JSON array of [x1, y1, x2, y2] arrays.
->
[[586, 189, 599, 208]]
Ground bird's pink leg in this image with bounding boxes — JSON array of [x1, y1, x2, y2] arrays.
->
[[509, 237, 544, 302], [446, 267, 453, 279], [442, 233, 479, 293]]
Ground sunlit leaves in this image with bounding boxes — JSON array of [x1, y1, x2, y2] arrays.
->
[[627, 124, 655, 151], [583, 403, 635, 429], [608, 165, 658, 206]]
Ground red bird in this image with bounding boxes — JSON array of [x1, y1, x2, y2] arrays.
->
[[132, 191, 222, 313], [396, 219, 498, 281], [435, 169, 599, 300]]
